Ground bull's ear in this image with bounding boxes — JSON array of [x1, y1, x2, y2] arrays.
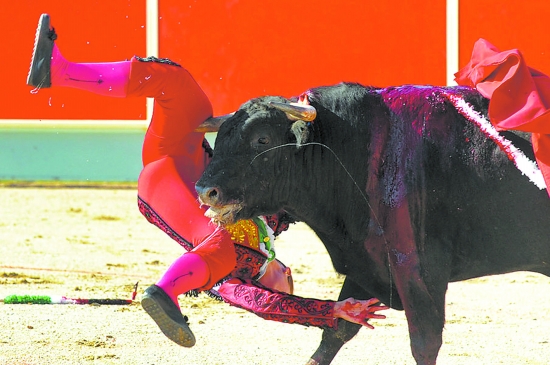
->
[[290, 120, 310, 147]]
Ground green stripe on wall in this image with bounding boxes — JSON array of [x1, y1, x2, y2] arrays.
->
[[0, 128, 144, 182], [0, 128, 217, 182]]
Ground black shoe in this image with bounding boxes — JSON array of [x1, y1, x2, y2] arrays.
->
[[27, 13, 57, 88], [141, 285, 196, 347]]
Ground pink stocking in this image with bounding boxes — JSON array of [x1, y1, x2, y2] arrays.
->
[[49, 44, 130, 97], [155, 253, 209, 305]]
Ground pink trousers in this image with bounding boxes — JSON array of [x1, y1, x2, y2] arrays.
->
[[129, 58, 237, 289]]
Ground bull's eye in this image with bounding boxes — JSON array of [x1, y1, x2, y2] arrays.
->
[[257, 137, 270, 145]]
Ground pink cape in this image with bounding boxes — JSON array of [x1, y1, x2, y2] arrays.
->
[[455, 38, 550, 194]]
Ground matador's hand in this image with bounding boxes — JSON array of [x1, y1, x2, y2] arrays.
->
[[333, 297, 389, 329]]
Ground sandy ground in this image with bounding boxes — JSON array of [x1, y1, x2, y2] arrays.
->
[[1, 187, 549, 365]]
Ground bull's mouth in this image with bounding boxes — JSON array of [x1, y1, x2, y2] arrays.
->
[[203, 203, 243, 226]]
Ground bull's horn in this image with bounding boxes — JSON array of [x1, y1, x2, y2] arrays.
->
[[269, 102, 317, 122], [194, 113, 234, 133]]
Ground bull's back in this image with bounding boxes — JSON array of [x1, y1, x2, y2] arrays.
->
[[378, 87, 550, 280], [312, 83, 550, 281]]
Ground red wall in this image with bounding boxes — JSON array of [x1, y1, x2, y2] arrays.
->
[[158, 0, 446, 114], [4, 0, 147, 120], [459, 0, 550, 75], [4, 0, 550, 120]]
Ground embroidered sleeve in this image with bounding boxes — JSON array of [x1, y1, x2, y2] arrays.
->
[[217, 278, 338, 330]]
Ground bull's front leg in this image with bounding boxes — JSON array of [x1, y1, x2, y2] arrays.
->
[[392, 264, 446, 365], [306, 277, 371, 365], [385, 203, 449, 365]]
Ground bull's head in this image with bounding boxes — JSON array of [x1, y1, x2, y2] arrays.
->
[[195, 96, 317, 225]]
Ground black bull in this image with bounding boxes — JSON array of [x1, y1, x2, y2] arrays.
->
[[195, 83, 550, 365]]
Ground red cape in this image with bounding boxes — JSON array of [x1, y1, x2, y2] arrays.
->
[[455, 38, 550, 194]]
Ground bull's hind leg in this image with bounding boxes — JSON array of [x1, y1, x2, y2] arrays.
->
[[306, 278, 368, 365]]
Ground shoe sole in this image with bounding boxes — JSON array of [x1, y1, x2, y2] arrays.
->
[[27, 14, 52, 88], [141, 296, 196, 347]]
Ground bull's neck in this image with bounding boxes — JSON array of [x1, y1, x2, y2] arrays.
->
[[282, 115, 371, 243]]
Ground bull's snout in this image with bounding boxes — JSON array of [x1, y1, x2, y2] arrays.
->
[[196, 185, 222, 207]]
